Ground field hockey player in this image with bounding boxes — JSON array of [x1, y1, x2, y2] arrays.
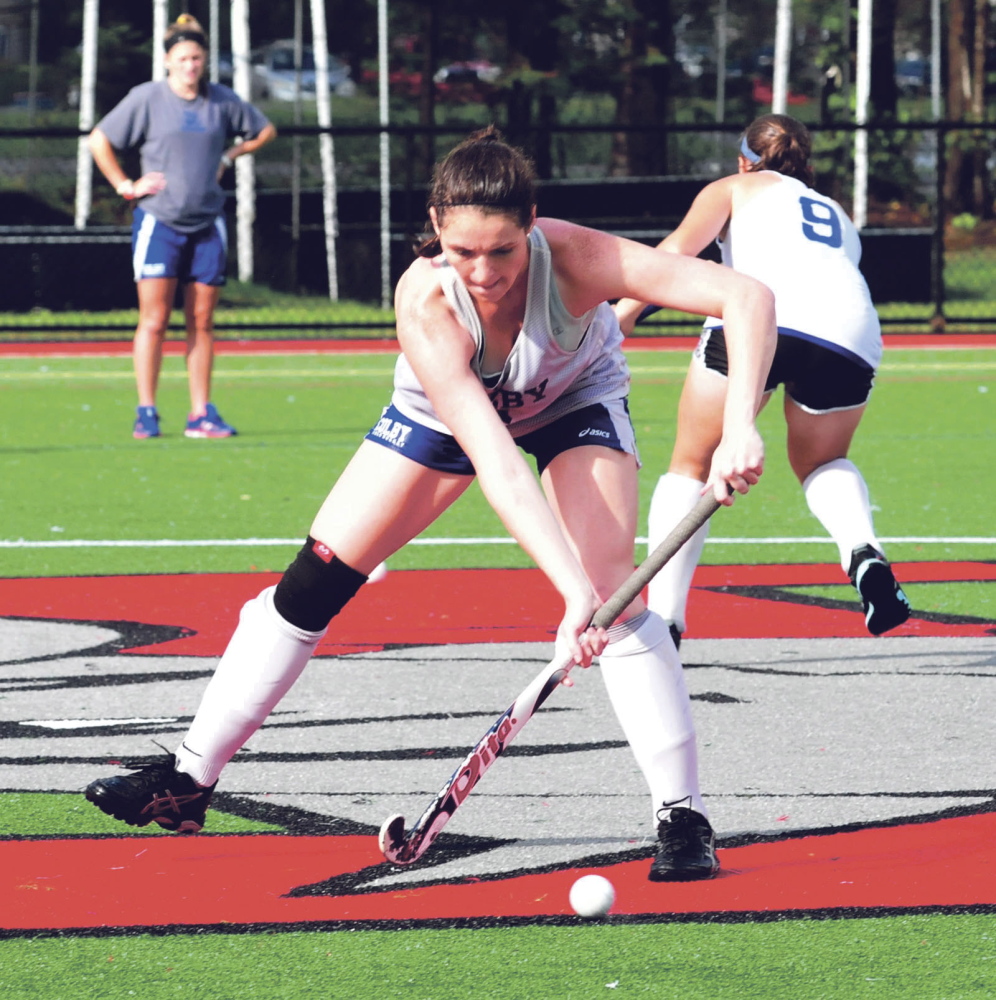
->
[[86, 126, 776, 883], [616, 113, 912, 644]]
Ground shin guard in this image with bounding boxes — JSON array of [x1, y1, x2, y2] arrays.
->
[[598, 609, 707, 821], [174, 586, 324, 787], [646, 474, 710, 634], [802, 459, 882, 572]]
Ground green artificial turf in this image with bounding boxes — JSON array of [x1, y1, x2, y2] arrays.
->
[[1, 915, 994, 999], [0, 286, 398, 339], [1, 348, 991, 581], [785, 580, 996, 622], [1, 340, 994, 1000], [0, 793, 282, 837]]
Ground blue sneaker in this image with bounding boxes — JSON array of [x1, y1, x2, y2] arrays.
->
[[133, 406, 161, 439], [185, 402, 237, 439]]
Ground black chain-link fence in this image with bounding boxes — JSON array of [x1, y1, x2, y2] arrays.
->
[[1, 120, 994, 334]]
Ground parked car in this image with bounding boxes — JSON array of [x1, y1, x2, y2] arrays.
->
[[214, 50, 234, 86], [432, 61, 501, 101], [360, 66, 423, 97], [432, 61, 501, 86], [895, 57, 929, 96], [751, 77, 810, 106], [251, 41, 355, 101], [10, 92, 57, 111]]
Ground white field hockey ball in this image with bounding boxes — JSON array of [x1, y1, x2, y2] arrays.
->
[[569, 874, 615, 917]]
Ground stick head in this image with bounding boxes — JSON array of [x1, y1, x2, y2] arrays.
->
[[378, 813, 408, 862]]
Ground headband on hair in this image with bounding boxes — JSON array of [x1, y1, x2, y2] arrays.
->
[[165, 29, 207, 52], [739, 135, 762, 164]]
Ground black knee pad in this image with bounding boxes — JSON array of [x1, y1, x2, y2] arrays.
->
[[273, 536, 367, 632]]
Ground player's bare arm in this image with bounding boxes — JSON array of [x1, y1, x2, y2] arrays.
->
[[539, 216, 752, 320], [612, 173, 780, 333], [220, 122, 278, 170], [396, 265, 602, 664], [540, 218, 774, 502], [88, 128, 166, 199]]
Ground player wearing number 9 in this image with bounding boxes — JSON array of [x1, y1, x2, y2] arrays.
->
[[616, 113, 911, 641]]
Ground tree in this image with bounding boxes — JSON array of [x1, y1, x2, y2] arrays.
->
[[609, 0, 674, 176], [869, 0, 898, 118], [496, 0, 566, 177], [545, 0, 675, 176], [944, 0, 992, 217]]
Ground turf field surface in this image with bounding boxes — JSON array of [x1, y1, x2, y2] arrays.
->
[[0, 336, 993, 998]]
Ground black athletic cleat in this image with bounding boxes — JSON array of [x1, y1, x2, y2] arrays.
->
[[649, 805, 719, 882], [848, 544, 911, 636], [85, 754, 216, 833]]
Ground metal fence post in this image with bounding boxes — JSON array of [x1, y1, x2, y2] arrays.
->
[[931, 123, 946, 332]]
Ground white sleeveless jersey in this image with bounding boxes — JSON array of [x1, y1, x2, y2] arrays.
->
[[391, 226, 630, 436], [705, 173, 882, 369]]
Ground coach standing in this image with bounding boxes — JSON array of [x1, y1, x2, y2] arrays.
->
[[88, 14, 277, 439]]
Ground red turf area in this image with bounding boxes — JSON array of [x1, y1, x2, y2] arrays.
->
[[1, 332, 993, 358], [0, 562, 990, 658], [3, 812, 994, 930], [1, 563, 993, 930]]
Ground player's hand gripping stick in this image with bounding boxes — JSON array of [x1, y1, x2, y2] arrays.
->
[[378, 491, 724, 865]]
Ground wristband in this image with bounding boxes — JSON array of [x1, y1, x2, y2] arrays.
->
[[220, 154, 234, 169], [115, 179, 136, 200]]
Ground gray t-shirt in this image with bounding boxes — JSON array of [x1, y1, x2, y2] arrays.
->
[[96, 80, 270, 232]]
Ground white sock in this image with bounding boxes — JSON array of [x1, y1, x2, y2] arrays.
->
[[174, 586, 325, 787], [802, 458, 883, 572], [646, 473, 710, 634], [598, 609, 706, 822]]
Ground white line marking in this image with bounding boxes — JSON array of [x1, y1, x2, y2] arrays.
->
[[0, 367, 401, 381], [0, 536, 992, 549], [23, 718, 178, 730]]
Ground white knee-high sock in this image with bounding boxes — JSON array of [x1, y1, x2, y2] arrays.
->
[[174, 585, 325, 787], [646, 473, 710, 634], [802, 458, 883, 572], [598, 609, 706, 822]]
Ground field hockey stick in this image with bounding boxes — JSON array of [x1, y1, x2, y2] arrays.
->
[[378, 490, 723, 865]]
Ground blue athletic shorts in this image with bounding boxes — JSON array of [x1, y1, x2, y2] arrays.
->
[[365, 399, 638, 476], [697, 326, 875, 413], [131, 205, 228, 285]]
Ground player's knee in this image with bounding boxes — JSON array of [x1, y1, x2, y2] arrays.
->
[[797, 455, 853, 489], [135, 319, 169, 339], [273, 536, 367, 632], [668, 454, 713, 482], [588, 560, 642, 608]]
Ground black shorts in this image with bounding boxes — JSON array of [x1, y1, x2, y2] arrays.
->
[[698, 327, 875, 413]]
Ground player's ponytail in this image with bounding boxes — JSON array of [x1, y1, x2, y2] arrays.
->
[[164, 13, 208, 53], [741, 114, 814, 186]]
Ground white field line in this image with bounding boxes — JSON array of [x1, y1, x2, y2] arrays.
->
[[24, 717, 178, 730], [1, 536, 993, 550], [0, 366, 401, 381]]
